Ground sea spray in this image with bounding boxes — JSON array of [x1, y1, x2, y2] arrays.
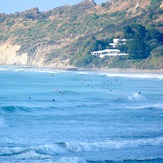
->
[[127, 93, 146, 102]]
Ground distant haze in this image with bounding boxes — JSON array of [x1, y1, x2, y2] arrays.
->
[[0, 0, 108, 14]]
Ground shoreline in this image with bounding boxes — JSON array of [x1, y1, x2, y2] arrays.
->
[[61, 67, 163, 74], [0, 64, 163, 74]]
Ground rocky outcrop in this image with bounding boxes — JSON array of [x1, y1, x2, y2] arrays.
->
[[0, 42, 28, 65], [82, 0, 96, 5]]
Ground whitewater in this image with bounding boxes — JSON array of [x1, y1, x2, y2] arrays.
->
[[0, 66, 163, 163]]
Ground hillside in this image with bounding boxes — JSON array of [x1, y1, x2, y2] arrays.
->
[[0, 0, 162, 69]]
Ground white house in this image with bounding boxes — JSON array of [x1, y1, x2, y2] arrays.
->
[[109, 38, 127, 48], [91, 49, 127, 58]]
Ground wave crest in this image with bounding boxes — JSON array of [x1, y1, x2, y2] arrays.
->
[[0, 106, 31, 113], [127, 93, 146, 102], [87, 157, 163, 163], [126, 103, 163, 110], [64, 137, 163, 152], [1, 137, 162, 160], [102, 72, 163, 80], [55, 157, 86, 163]]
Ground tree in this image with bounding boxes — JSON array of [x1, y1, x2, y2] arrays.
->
[[124, 23, 163, 59], [124, 25, 135, 39], [124, 24, 148, 59], [150, 0, 160, 5], [127, 36, 147, 59], [146, 27, 163, 42]]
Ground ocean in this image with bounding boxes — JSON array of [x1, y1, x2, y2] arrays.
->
[[0, 66, 163, 163]]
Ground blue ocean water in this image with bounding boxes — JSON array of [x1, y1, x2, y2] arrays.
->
[[0, 66, 163, 163]]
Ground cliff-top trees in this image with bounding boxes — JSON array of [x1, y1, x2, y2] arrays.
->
[[124, 24, 163, 59]]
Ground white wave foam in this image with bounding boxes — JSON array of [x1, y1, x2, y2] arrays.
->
[[76, 71, 90, 75], [0, 146, 29, 156], [0, 146, 85, 162], [11, 68, 62, 74], [1, 137, 162, 158], [126, 103, 163, 110], [0, 66, 66, 74], [0, 67, 9, 71], [100, 72, 163, 79], [32, 144, 66, 155], [14, 150, 49, 160], [55, 157, 86, 163], [127, 93, 146, 102], [64, 137, 163, 152], [0, 144, 66, 159]]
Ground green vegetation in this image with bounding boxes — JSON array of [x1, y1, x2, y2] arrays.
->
[[70, 23, 163, 69], [150, 0, 161, 5], [70, 36, 110, 67], [0, 0, 162, 69], [124, 24, 163, 59]]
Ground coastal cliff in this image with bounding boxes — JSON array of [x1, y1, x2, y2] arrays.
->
[[0, 0, 162, 69]]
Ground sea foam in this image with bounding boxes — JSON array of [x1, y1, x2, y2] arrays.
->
[[100, 72, 163, 80], [1, 66, 163, 79], [63, 137, 163, 152], [0, 66, 65, 74], [55, 157, 86, 163], [127, 93, 146, 102], [0, 137, 162, 161], [126, 103, 163, 110]]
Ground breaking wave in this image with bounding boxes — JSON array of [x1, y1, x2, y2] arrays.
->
[[0, 66, 66, 74], [55, 157, 86, 163], [76, 72, 90, 75], [0, 106, 31, 113], [1, 65, 163, 79], [87, 158, 163, 163], [1, 137, 162, 157], [127, 93, 146, 102], [126, 103, 163, 110], [63, 137, 163, 152], [99, 72, 163, 80]]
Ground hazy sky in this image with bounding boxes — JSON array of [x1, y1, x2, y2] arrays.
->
[[0, 0, 108, 14]]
